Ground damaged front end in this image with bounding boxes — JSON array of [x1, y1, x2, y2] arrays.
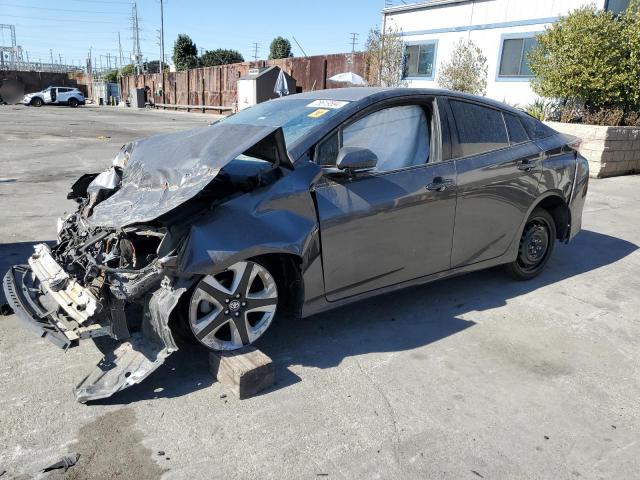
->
[[3, 210, 185, 402], [4, 122, 290, 402]]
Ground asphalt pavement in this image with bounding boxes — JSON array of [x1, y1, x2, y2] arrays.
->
[[0, 104, 638, 480]]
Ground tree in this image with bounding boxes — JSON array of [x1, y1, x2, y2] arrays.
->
[[528, 6, 635, 108], [172, 34, 198, 71], [119, 64, 136, 76], [103, 70, 118, 83], [437, 39, 488, 96], [199, 49, 244, 67], [144, 60, 167, 74], [365, 20, 406, 87], [269, 37, 292, 60]]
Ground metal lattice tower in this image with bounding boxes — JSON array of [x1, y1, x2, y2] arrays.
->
[[0, 24, 24, 70], [131, 3, 143, 74]]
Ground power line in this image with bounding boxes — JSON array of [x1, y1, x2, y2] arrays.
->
[[292, 36, 308, 58], [1, 14, 126, 24], [68, 0, 132, 4], [0, 2, 129, 16]]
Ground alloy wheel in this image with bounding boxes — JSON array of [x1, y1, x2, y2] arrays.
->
[[189, 261, 278, 350]]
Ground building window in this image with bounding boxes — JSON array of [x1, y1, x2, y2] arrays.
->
[[403, 42, 437, 79], [606, 0, 630, 14], [498, 36, 537, 78]]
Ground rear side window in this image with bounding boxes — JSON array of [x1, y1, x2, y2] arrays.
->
[[521, 115, 556, 140], [504, 113, 529, 144], [450, 100, 509, 157]]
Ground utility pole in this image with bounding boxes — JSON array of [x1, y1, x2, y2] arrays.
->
[[349, 33, 359, 53], [379, 0, 388, 85], [251, 42, 259, 62], [118, 31, 124, 66], [50, 49, 54, 68], [159, 0, 165, 76]]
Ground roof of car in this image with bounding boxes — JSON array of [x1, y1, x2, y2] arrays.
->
[[284, 87, 525, 116]]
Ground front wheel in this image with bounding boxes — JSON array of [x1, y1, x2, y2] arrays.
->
[[188, 260, 279, 351], [30, 97, 43, 107], [505, 208, 556, 280], [68, 97, 79, 108]]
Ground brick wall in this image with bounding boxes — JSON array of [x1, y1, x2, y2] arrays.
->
[[546, 121, 640, 178]]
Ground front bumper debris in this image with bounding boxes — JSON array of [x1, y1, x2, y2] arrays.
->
[[28, 243, 100, 324], [3, 244, 184, 402], [4, 262, 107, 349]]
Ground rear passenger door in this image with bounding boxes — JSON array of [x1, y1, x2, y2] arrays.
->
[[444, 98, 542, 267], [55, 88, 71, 104]]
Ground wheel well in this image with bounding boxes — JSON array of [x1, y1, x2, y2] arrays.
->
[[535, 195, 570, 241], [168, 252, 304, 343], [250, 253, 304, 320]]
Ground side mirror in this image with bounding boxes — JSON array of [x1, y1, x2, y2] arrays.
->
[[336, 147, 378, 173]]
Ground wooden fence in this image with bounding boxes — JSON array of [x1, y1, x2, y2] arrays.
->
[[119, 52, 367, 112]]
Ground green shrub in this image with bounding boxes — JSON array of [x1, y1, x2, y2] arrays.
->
[[524, 99, 557, 121], [529, 6, 640, 115]]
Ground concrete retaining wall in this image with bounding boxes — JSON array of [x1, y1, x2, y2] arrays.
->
[[547, 121, 640, 178]]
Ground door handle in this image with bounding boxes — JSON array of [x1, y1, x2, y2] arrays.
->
[[517, 159, 534, 171], [426, 177, 455, 192]]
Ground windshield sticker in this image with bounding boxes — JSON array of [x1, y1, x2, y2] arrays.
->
[[308, 108, 330, 118], [306, 100, 349, 109]]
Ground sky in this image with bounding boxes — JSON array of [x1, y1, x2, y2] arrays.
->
[[0, 0, 392, 69]]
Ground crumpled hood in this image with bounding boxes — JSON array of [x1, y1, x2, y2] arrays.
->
[[88, 122, 286, 228]]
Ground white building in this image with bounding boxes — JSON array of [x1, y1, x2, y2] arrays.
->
[[383, 0, 631, 105]]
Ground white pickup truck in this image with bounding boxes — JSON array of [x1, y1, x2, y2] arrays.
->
[[23, 86, 85, 107]]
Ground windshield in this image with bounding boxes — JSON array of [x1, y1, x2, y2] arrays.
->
[[223, 98, 350, 147]]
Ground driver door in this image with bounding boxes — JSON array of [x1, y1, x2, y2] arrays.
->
[[43, 88, 53, 103], [314, 99, 457, 301]]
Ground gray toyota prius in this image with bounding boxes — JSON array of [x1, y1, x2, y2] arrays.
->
[[4, 88, 588, 401]]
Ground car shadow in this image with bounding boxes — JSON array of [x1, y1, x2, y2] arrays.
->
[[0, 229, 637, 404], [253, 229, 639, 391]]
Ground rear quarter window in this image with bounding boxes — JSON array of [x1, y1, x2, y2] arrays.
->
[[521, 115, 556, 140], [504, 113, 530, 144], [450, 100, 509, 157]]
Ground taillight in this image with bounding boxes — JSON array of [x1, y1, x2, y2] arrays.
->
[[568, 137, 582, 151]]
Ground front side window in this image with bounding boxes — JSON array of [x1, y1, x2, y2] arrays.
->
[[498, 36, 537, 77], [403, 42, 437, 79], [450, 100, 509, 157], [317, 104, 431, 173]]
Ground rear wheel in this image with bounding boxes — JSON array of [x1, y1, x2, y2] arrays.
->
[[30, 97, 43, 107], [505, 208, 556, 280], [68, 97, 79, 108], [188, 260, 279, 351]]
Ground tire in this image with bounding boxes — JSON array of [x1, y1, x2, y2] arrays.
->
[[187, 260, 280, 351], [68, 97, 79, 108], [30, 97, 43, 107], [505, 208, 556, 281]]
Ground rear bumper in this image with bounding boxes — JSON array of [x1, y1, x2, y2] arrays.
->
[[568, 154, 589, 241]]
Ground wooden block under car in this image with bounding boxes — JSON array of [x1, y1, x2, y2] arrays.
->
[[209, 346, 275, 399]]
